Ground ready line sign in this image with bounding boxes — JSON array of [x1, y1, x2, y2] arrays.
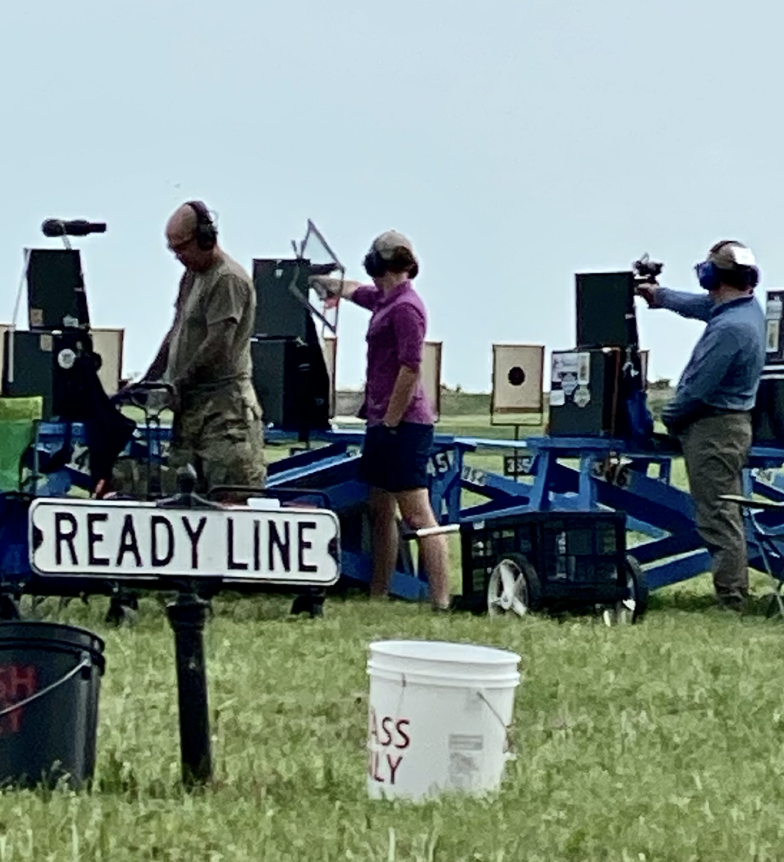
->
[[29, 498, 340, 585]]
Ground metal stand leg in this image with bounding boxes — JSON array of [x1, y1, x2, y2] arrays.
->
[[746, 513, 784, 620], [766, 580, 784, 619], [165, 593, 213, 787]]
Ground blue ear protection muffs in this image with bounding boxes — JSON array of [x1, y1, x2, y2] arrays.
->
[[694, 241, 760, 292], [186, 200, 218, 251], [695, 259, 722, 292]]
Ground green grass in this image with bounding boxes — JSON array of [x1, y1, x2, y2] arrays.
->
[[5, 412, 783, 860], [437, 414, 544, 441], [5, 582, 784, 862]]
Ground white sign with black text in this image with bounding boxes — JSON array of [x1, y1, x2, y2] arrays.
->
[[29, 499, 340, 585]]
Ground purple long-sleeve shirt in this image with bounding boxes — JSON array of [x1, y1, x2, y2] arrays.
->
[[351, 281, 435, 426]]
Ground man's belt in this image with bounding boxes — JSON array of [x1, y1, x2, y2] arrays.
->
[[179, 375, 252, 398], [698, 405, 752, 419]]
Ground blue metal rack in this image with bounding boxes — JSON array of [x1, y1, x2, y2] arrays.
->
[[4, 419, 784, 602]]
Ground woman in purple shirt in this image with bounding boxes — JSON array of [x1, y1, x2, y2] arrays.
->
[[312, 231, 450, 610]]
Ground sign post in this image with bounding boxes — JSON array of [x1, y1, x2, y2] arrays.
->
[[166, 593, 213, 786], [28, 468, 341, 787]]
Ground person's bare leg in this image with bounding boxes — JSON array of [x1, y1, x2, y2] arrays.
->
[[368, 487, 399, 598], [396, 489, 450, 609]]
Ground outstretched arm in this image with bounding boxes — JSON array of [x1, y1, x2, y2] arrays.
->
[[310, 276, 378, 310], [637, 284, 713, 322], [657, 287, 714, 321]]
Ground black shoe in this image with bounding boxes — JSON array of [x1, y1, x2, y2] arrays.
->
[[717, 596, 745, 614], [290, 591, 325, 618], [431, 598, 455, 614]]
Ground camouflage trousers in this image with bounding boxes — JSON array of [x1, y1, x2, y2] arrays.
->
[[111, 457, 178, 499], [168, 381, 267, 499]]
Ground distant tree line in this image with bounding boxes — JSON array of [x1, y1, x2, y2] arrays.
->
[[334, 380, 675, 418]]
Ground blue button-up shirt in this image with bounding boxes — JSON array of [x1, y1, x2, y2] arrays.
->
[[657, 288, 766, 431]]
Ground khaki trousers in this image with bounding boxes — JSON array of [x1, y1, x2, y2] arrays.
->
[[680, 412, 752, 602]]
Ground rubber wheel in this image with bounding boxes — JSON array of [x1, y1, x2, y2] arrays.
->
[[609, 554, 648, 624], [487, 552, 542, 618]]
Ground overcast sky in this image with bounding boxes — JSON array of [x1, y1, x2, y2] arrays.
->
[[2, 0, 783, 392]]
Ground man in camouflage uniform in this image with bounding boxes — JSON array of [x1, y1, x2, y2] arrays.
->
[[138, 201, 265, 500]]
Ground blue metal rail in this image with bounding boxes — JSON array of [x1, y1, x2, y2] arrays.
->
[[4, 420, 784, 600]]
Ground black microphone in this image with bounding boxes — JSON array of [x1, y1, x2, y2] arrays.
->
[[41, 219, 107, 238]]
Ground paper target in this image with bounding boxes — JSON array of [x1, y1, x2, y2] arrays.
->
[[491, 344, 545, 416], [90, 328, 124, 396], [422, 341, 442, 421]]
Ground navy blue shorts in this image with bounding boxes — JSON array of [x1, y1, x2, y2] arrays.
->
[[359, 422, 434, 492]]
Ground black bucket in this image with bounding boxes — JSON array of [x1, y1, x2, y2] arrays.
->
[[0, 621, 105, 790]]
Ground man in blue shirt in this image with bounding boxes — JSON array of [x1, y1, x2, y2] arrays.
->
[[637, 240, 766, 611]]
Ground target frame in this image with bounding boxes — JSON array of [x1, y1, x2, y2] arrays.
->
[[490, 343, 545, 426]]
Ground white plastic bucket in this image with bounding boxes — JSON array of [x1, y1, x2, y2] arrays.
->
[[366, 640, 521, 801]]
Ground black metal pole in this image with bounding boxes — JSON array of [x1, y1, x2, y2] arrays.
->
[[166, 593, 212, 787]]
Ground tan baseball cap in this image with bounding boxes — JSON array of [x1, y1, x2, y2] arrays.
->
[[372, 230, 417, 262]]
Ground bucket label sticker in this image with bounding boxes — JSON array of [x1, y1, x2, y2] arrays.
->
[[0, 664, 37, 736], [367, 707, 411, 787], [448, 734, 483, 790]]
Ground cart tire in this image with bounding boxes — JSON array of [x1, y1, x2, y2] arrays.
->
[[624, 554, 648, 623], [487, 552, 542, 618]]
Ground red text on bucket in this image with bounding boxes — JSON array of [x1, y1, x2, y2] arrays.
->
[[367, 707, 411, 786], [0, 665, 37, 736]]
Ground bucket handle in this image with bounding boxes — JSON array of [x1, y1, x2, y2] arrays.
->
[[0, 655, 91, 719], [476, 689, 516, 761], [391, 675, 517, 761]]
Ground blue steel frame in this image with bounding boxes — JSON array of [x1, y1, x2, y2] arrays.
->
[[5, 420, 784, 601]]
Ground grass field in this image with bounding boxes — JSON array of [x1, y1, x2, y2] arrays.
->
[[3, 415, 784, 861]]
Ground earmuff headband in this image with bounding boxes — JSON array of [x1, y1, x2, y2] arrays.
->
[[186, 200, 217, 251]]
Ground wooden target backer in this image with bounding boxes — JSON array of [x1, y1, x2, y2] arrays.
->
[[422, 341, 442, 422], [90, 328, 124, 396], [323, 334, 338, 419], [491, 344, 545, 424]]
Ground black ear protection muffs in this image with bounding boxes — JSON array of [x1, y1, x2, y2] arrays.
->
[[362, 240, 419, 279], [363, 247, 387, 278], [186, 200, 218, 251]]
